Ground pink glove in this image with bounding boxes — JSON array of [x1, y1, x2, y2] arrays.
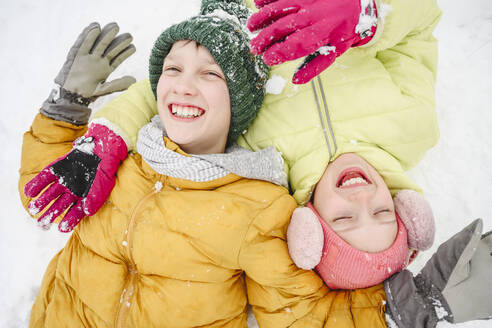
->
[[24, 123, 127, 232], [248, 0, 378, 84]]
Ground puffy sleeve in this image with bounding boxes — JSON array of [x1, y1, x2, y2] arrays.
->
[[365, 0, 442, 56], [92, 79, 157, 151], [238, 193, 330, 326], [363, 0, 442, 169], [18, 113, 87, 215], [369, 0, 442, 109]]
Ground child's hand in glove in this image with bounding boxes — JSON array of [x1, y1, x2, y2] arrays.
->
[[385, 219, 492, 327], [248, 0, 378, 84], [24, 22, 135, 232]]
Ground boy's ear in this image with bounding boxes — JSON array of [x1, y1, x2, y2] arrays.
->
[[287, 207, 324, 269], [393, 190, 435, 251]]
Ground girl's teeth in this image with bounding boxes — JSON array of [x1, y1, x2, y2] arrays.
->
[[341, 177, 367, 187], [171, 105, 202, 118]]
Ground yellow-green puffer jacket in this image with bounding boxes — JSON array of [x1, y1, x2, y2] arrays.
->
[[20, 114, 390, 328], [93, 0, 441, 205]]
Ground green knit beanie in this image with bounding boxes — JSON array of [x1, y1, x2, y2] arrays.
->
[[149, 0, 269, 146]]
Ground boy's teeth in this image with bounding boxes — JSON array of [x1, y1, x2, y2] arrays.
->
[[171, 105, 202, 118], [341, 177, 367, 187]]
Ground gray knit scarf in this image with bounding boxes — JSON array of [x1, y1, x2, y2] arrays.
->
[[136, 116, 287, 187]]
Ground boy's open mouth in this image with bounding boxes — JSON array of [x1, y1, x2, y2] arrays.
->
[[169, 104, 205, 120], [336, 167, 372, 188]]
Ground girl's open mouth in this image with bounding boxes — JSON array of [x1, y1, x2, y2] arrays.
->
[[336, 167, 372, 188]]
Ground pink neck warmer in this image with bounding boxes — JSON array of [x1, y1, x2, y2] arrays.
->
[[307, 203, 410, 290]]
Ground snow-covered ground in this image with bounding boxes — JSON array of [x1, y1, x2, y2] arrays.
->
[[1, 0, 491, 327]]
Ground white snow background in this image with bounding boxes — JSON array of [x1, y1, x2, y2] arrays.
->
[[0, 0, 491, 327]]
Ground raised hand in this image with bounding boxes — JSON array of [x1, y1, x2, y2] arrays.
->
[[25, 22, 135, 232], [248, 0, 377, 84]]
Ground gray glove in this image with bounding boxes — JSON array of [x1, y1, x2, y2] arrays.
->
[[41, 22, 136, 125], [384, 218, 492, 328]]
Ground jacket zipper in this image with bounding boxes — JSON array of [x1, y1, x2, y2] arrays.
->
[[311, 76, 337, 160], [115, 179, 163, 328]]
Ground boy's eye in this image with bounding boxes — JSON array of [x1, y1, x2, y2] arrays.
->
[[163, 66, 180, 74], [205, 71, 223, 79], [333, 216, 351, 222], [375, 209, 392, 215]]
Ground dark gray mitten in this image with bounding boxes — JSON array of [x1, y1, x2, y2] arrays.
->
[[41, 22, 136, 125], [384, 219, 492, 328]]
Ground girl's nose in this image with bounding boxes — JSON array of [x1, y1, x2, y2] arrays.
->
[[347, 187, 374, 203]]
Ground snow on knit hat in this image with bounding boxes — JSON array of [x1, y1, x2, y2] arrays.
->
[[307, 202, 410, 290], [148, 0, 269, 146]]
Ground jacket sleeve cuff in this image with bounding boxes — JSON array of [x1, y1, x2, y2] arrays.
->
[[357, 0, 386, 48], [41, 99, 91, 126], [89, 117, 132, 152]]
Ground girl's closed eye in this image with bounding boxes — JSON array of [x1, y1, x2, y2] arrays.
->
[[374, 209, 393, 215], [333, 216, 352, 222]]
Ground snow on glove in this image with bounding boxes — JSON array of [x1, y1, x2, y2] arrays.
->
[[384, 219, 492, 328], [41, 22, 136, 125], [25, 123, 127, 232], [247, 0, 378, 84], [25, 22, 135, 232]]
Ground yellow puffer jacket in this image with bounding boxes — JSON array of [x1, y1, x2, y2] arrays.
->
[[19, 114, 388, 328]]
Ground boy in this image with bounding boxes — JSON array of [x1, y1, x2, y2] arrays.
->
[[20, 1, 332, 326]]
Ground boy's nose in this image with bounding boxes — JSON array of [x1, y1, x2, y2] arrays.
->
[[173, 75, 198, 96]]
